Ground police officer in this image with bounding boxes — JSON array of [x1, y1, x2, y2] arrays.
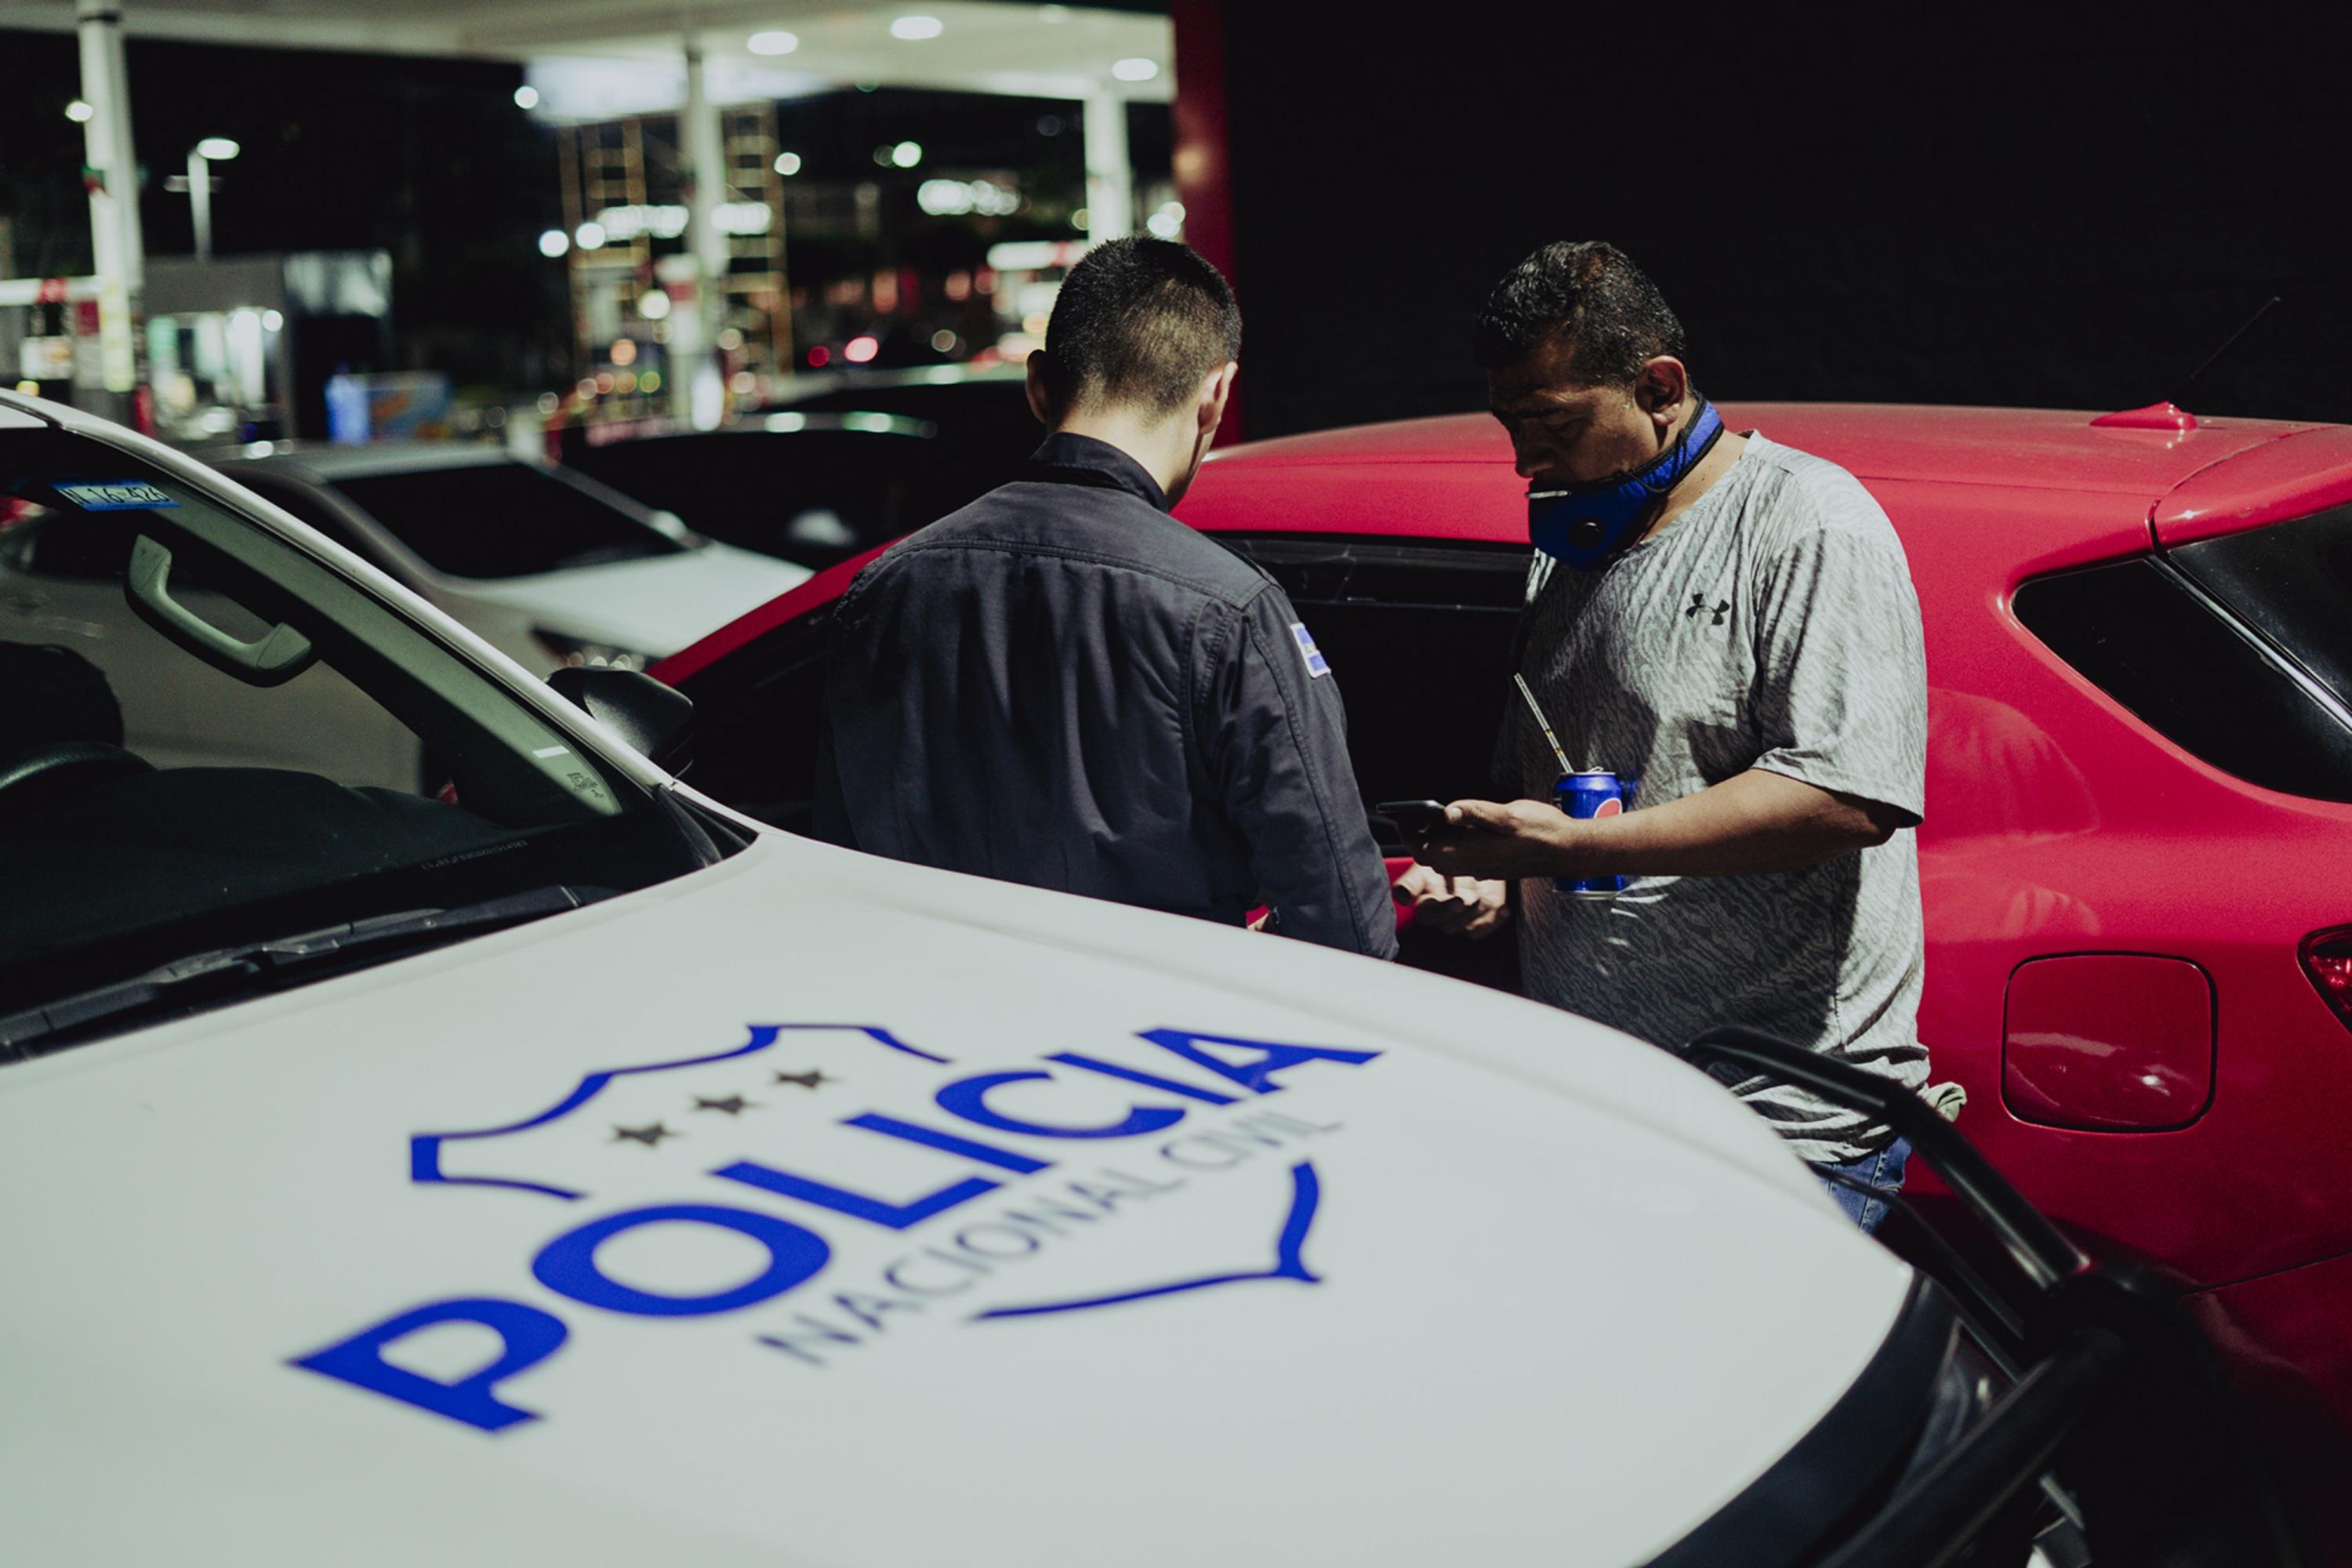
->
[[815, 237, 1397, 959]]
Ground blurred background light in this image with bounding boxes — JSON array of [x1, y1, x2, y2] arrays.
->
[[774, 151, 802, 176], [65, 99, 93, 122], [538, 228, 569, 258], [891, 140, 924, 168], [1112, 57, 1159, 82], [513, 85, 539, 109], [918, 180, 971, 216], [748, 31, 798, 56], [574, 220, 606, 249], [844, 335, 880, 363], [196, 136, 241, 160], [891, 16, 944, 39]]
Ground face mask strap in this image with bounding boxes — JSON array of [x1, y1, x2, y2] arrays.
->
[[1526, 397, 1725, 569]]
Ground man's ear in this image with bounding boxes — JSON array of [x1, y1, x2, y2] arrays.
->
[[1197, 361, 1239, 437], [1024, 350, 1056, 426], [1633, 356, 1690, 428]]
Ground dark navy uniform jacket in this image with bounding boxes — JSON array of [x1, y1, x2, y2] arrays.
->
[[815, 433, 1397, 958]]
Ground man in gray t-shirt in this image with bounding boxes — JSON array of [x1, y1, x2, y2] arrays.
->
[[1407, 242, 1929, 1229]]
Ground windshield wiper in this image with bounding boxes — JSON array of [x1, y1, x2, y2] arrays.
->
[[0, 884, 606, 1059]]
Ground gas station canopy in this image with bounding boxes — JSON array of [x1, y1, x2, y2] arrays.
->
[[0, 1, 1173, 109]]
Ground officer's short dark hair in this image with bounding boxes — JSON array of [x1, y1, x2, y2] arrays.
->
[[1471, 241, 1686, 385], [1040, 236, 1241, 419]]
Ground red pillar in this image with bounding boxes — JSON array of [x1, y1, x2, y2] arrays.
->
[[1170, 0, 1243, 441]]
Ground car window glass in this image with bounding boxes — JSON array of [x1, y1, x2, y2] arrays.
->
[[567, 430, 933, 570], [2013, 554, 2352, 803], [673, 603, 835, 833], [1214, 534, 1534, 818], [2170, 504, 2352, 711], [5, 505, 141, 580], [230, 470, 387, 565], [0, 429, 719, 1033], [328, 460, 683, 579]]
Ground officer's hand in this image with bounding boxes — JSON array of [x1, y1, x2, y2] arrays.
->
[[1417, 798, 1581, 880], [1393, 863, 1510, 939]]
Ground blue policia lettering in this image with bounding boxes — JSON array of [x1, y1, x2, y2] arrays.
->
[[289, 1297, 568, 1435], [299, 1024, 1383, 1432]]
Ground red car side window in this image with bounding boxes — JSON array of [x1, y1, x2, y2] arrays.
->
[[2013, 554, 2352, 803]]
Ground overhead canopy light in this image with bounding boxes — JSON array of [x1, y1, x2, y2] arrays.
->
[[891, 15, 944, 39], [748, 30, 798, 55], [1112, 57, 1160, 82], [195, 136, 241, 160]]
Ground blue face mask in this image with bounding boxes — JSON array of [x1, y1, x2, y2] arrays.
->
[[1526, 399, 1726, 570]]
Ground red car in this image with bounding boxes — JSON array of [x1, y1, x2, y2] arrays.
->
[[658, 401, 2352, 1535]]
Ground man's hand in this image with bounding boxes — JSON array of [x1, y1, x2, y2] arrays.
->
[[1416, 798, 1587, 881], [1392, 862, 1511, 939], [1417, 772, 1911, 884]]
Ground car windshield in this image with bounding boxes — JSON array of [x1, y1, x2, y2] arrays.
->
[[0, 426, 726, 1050], [564, 423, 940, 570], [327, 459, 686, 579], [2169, 503, 2352, 711]]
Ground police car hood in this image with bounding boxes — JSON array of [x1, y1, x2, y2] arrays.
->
[[0, 832, 1915, 1567]]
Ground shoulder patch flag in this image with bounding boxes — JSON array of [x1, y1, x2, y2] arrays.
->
[[1289, 622, 1330, 679]]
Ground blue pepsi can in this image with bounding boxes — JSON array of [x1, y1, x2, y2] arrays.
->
[[1554, 771, 1627, 898]]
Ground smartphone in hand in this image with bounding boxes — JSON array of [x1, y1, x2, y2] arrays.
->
[[1374, 799, 1450, 837]]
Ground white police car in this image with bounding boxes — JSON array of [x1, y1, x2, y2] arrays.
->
[[0, 391, 2303, 1566]]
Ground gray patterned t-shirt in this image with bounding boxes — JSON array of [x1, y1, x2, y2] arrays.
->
[[1498, 433, 1928, 1164]]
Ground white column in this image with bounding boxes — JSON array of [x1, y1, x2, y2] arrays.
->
[[681, 38, 728, 429], [188, 148, 214, 261], [1082, 89, 1133, 245], [77, 0, 143, 396]]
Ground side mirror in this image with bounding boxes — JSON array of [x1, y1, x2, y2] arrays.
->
[[546, 666, 693, 772]]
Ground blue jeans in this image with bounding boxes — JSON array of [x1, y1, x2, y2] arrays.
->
[[1818, 1138, 1911, 1233]]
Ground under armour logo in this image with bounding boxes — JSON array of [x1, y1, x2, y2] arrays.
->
[[1686, 593, 1730, 626]]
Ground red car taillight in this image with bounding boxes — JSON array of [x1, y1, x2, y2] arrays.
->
[[2302, 927, 2352, 1032]]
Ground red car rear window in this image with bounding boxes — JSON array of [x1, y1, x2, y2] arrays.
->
[[2015, 513, 2352, 803]]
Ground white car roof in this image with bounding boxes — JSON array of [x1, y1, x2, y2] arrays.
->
[[201, 438, 520, 481]]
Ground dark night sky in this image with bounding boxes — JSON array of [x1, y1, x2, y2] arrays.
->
[[1218, 10, 2352, 436]]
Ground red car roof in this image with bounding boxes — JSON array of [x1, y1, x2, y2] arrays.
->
[[1211, 402, 2319, 499]]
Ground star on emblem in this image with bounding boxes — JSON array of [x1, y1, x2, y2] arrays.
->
[[692, 1094, 755, 1115], [611, 1122, 677, 1147], [773, 1069, 833, 1089]]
